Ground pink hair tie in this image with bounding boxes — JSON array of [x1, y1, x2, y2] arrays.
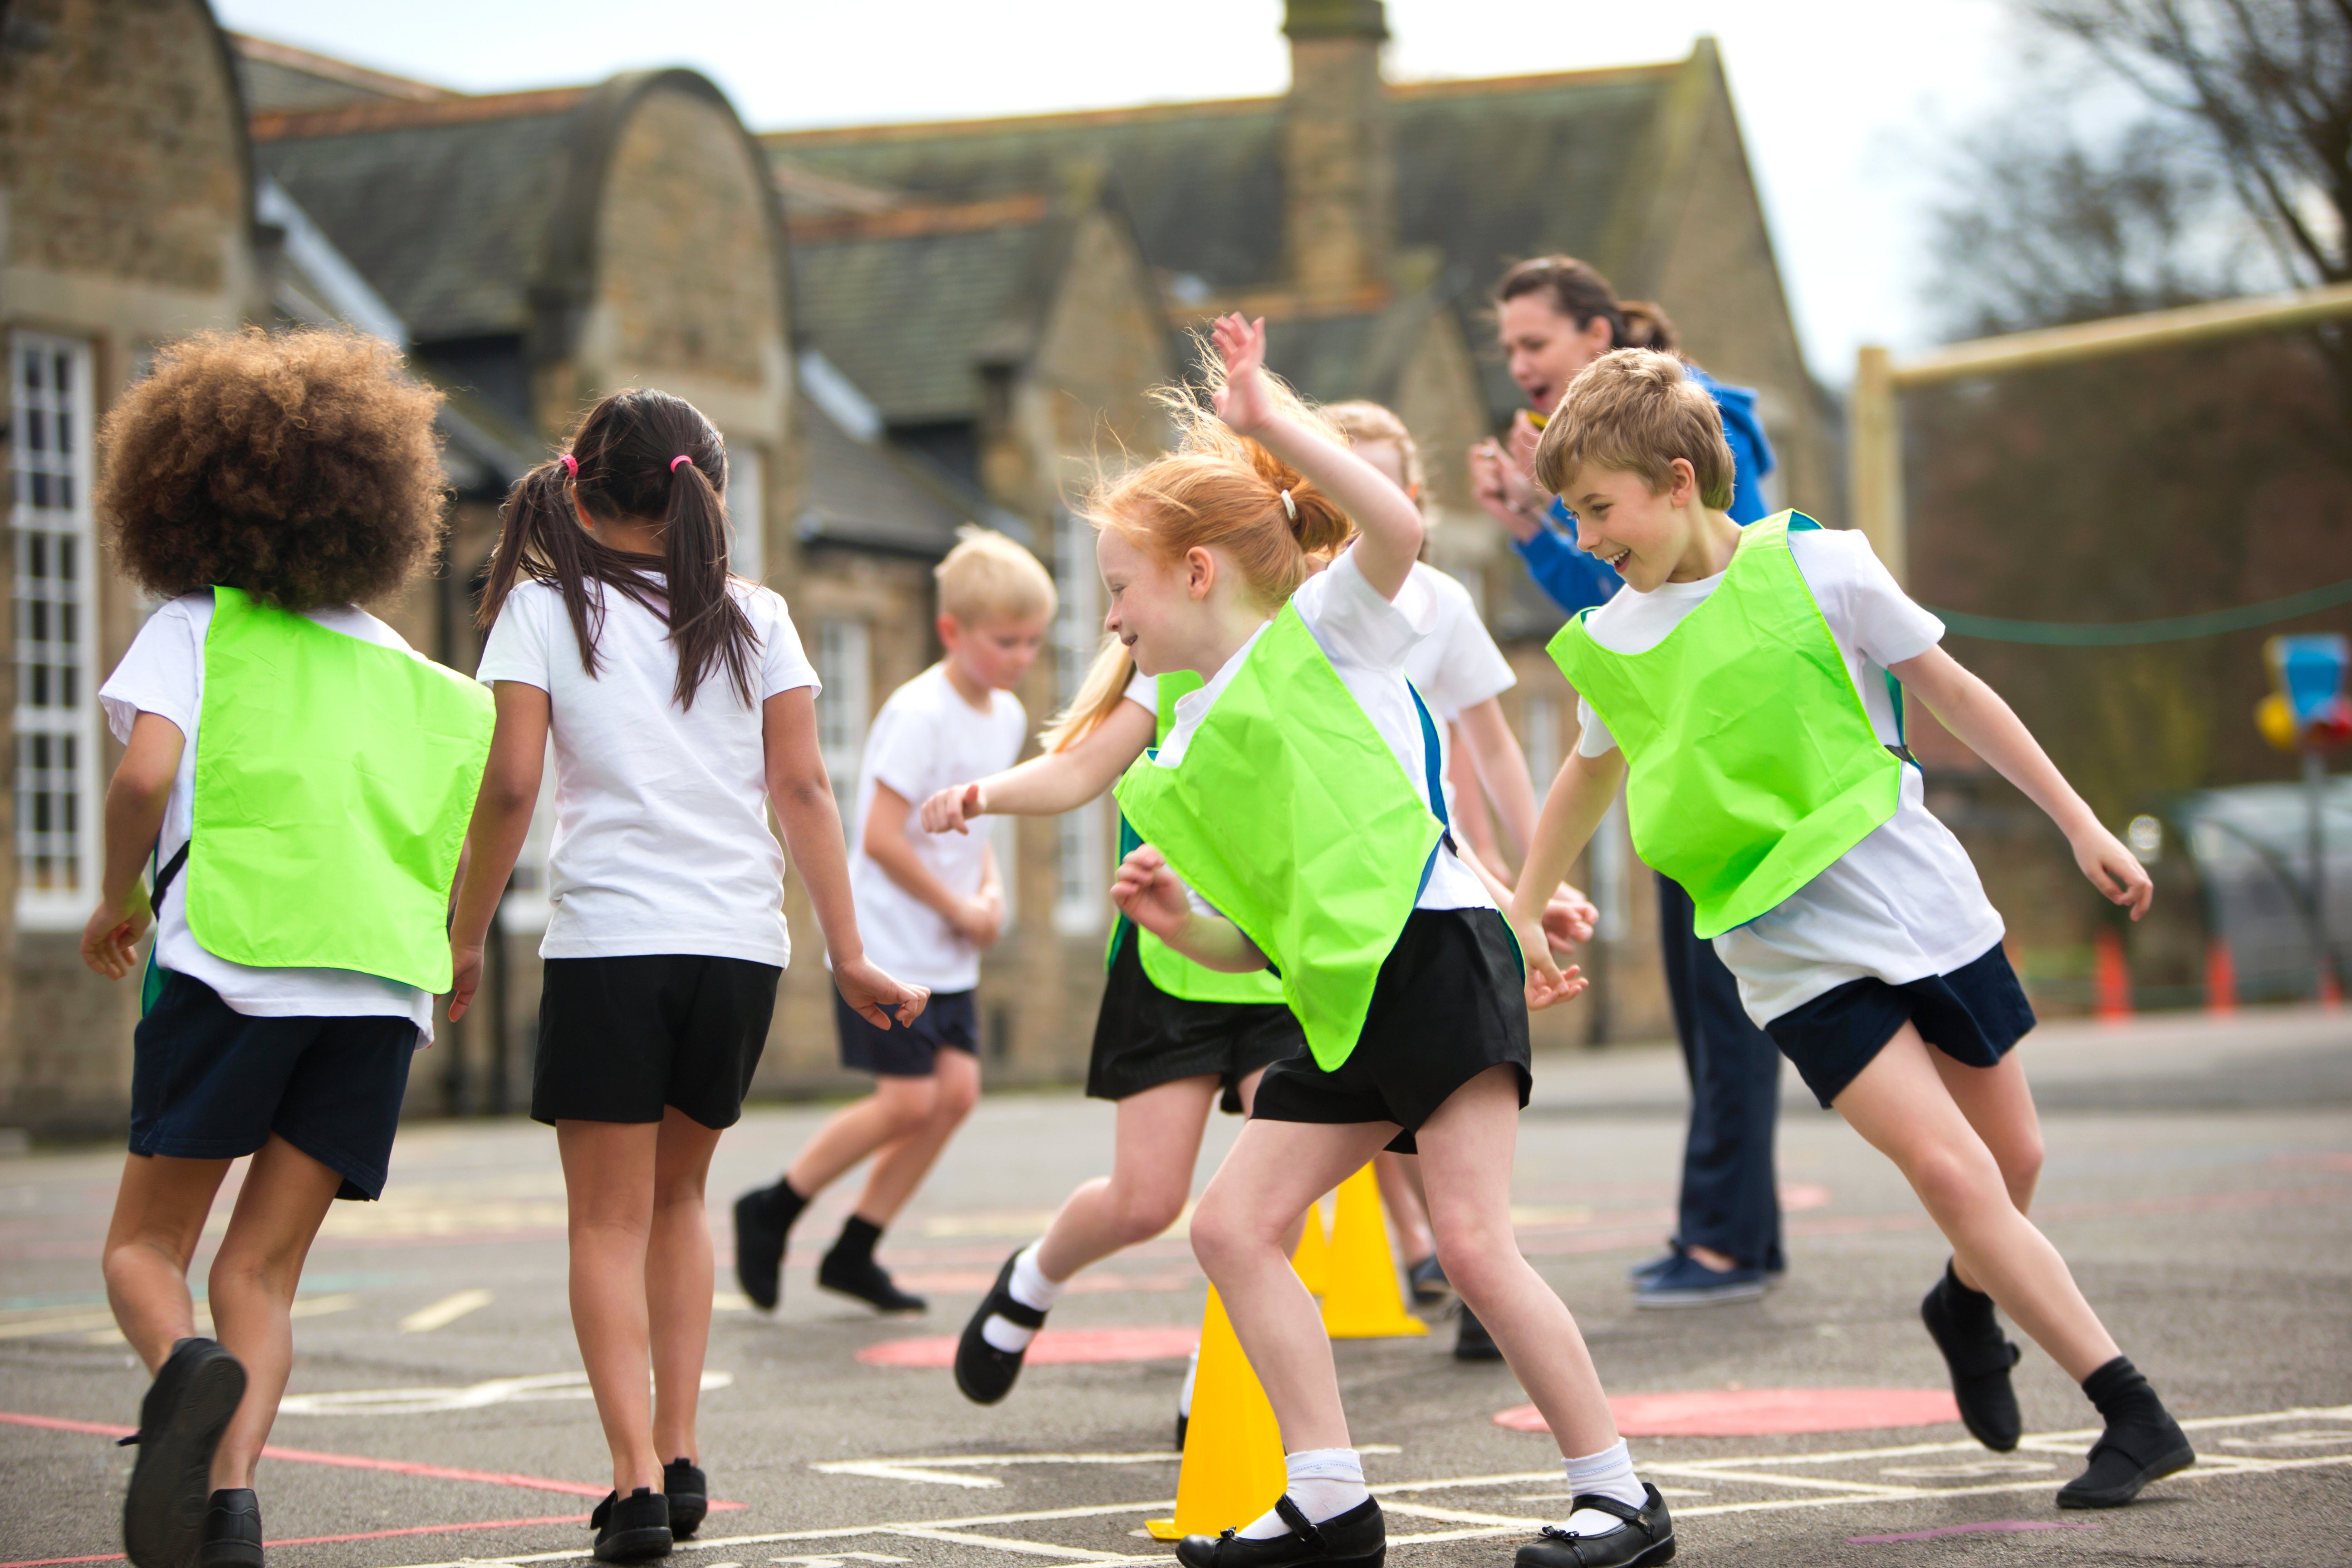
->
[[670, 454, 692, 473], [560, 453, 577, 476]]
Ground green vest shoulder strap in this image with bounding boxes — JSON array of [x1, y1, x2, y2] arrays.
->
[[1114, 605, 1444, 1070], [1545, 511, 1901, 939], [180, 587, 495, 992]]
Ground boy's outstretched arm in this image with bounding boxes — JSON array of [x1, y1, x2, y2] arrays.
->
[[1110, 845, 1267, 973], [446, 681, 548, 1022], [1891, 645, 2152, 919], [1507, 747, 1624, 1007], [921, 698, 1155, 832], [1208, 313, 1424, 601], [81, 712, 184, 980], [762, 687, 931, 1028]]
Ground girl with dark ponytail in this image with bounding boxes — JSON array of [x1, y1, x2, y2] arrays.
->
[[447, 389, 928, 1561]]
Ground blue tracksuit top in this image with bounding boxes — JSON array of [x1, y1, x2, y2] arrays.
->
[[1512, 366, 1776, 613]]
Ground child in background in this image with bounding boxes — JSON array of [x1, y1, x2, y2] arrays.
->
[[85, 329, 490, 1568], [1511, 349, 2192, 1510], [1113, 317, 1672, 1568], [735, 529, 1052, 1316], [448, 390, 927, 1563]]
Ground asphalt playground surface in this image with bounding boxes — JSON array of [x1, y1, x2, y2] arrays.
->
[[2, 1005, 2347, 1567]]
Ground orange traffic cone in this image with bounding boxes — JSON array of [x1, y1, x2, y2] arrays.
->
[[2094, 928, 2132, 1023], [1291, 1193, 1330, 1295], [2205, 939, 2237, 1015], [1144, 1287, 1286, 1541], [1320, 1164, 1426, 1339]]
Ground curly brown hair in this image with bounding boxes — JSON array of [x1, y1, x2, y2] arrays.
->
[[97, 328, 447, 610]]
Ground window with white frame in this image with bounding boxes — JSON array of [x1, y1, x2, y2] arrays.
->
[[12, 333, 100, 928], [727, 444, 765, 584], [1051, 507, 1105, 934], [813, 618, 870, 831]]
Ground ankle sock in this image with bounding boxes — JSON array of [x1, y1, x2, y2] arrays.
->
[[1560, 1439, 1645, 1536], [1936, 1261, 1998, 1336], [1237, 1448, 1368, 1539], [2082, 1355, 2162, 1423], [758, 1178, 808, 1231], [981, 1243, 1063, 1353], [1178, 1340, 1200, 1418], [828, 1214, 883, 1265]]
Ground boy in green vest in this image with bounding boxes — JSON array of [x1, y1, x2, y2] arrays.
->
[[82, 330, 491, 1568], [1509, 348, 2194, 1511]]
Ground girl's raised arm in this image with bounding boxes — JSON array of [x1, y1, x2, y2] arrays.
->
[[1209, 314, 1424, 601], [761, 686, 931, 1028]]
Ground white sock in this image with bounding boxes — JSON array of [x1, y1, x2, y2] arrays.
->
[[1178, 1342, 1199, 1419], [980, 1243, 1063, 1353], [1559, 1439, 1645, 1536], [1238, 1448, 1368, 1539]]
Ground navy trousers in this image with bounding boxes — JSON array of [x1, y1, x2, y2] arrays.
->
[[1656, 875, 1786, 1272]]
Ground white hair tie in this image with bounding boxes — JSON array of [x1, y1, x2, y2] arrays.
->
[[1280, 488, 1298, 521]]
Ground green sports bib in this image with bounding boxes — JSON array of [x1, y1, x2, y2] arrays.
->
[[1113, 605, 1445, 1071], [179, 586, 495, 991], [1546, 512, 1901, 940]]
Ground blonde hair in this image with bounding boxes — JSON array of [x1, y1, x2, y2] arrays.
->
[[1533, 348, 1735, 510], [1040, 345, 1352, 750], [1324, 400, 1424, 501], [936, 524, 1056, 624]]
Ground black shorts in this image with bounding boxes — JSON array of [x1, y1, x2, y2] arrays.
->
[[130, 971, 414, 1201], [1250, 907, 1531, 1154], [1088, 926, 1305, 1108], [534, 954, 778, 1128], [1766, 942, 2037, 1108], [837, 986, 978, 1077]]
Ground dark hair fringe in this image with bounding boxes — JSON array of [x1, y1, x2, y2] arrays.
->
[[476, 389, 756, 710]]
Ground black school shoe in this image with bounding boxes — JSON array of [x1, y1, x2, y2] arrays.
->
[[197, 1488, 263, 1568], [956, 1250, 1045, 1404], [122, 1337, 248, 1568], [1454, 1305, 1504, 1362], [1176, 1494, 1385, 1568], [1407, 1254, 1452, 1307], [663, 1458, 706, 1538], [732, 1187, 789, 1312], [818, 1249, 926, 1313], [589, 1487, 672, 1562], [1920, 1261, 2022, 1451], [2057, 1414, 2196, 1508], [1514, 1485, 1676, 1568]]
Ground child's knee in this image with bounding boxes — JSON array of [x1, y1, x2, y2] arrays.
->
[[1432, 1223, 1518, 1301], [1111, 1177, 1188, 1243], [935, 1068, 980, 1123], [873, 1080, 937, 1135], [1903, 1144, 2003, 1219]]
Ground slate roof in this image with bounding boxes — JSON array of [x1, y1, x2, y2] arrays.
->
[[798, 397, 981, 558]]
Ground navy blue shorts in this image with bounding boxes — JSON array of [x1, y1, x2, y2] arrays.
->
[[1765, 942, 2037, 1109], [129, 971, 415, 1201], [837, 986, 977, 1077]]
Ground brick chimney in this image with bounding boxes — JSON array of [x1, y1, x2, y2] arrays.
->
[[1283, 0, 1393, 306]]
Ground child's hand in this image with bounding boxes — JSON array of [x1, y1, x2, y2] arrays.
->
[[921, 782, 983, 835], [80, 887, 152, 980], [447, 942, 483, 1022], [1209, 314, 1277, 437], [951, 891, 1005, 949], [1511, 908, 1588, 1009], [2073, 823, 2155, 921], [1110, 845, 1194, 941], [1507, 410, 1545, 476], [836, 956, 930, 1029], [1542, 883, 1599, 954]]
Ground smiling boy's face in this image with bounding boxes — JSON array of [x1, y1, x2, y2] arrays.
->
[[1558, 460, 1701, 593]]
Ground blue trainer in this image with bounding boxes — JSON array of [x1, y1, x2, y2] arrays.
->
[[1634, 1252, 1767, 1309], [1626, 1245, 1681, 1285]]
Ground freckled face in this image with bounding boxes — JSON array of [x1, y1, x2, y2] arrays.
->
[[1097, 527, 1188, 676]]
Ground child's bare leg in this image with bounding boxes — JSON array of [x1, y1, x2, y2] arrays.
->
[[1373, 1152, 1435, 1264], [647, 1108, 723, 1467], [204, 1136, 343, 1490], [784, 1076, 938, 1199], [1833, 1026, 2117, 1379], [103, 1154, 232, 1372], [1417, 1067, 1616, 1453], [1035, 1074, 1219, 1280], [1191, 1118, 1392, 1450], [849, 1049, 980, 1226], [1930, 1049, 2045, 1290], [557, 1119, 664, 1495]]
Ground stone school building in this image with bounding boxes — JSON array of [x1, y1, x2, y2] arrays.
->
[[0, 0, 1829, 1132]]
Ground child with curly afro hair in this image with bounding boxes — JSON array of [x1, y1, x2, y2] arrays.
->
[[86, 328, 495, 1568]]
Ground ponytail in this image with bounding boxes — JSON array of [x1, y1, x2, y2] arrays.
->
[[1617, 299, 1681, 355], [476, 388, 757, 710], [1040, 635, 1137, 753]]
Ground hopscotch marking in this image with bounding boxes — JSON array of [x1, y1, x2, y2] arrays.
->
[[811, 1445, 1401, 1491], [305, 1406, 2352, 1567], [277, 1368, 731, 1417]]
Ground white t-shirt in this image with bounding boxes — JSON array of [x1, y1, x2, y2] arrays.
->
[[98, 591, 436, 1041], [1396, 562, 1515, 818], [844, 663, 1028, 992], [1572, 528, 2004, 1023], [1154, 544, 1492, 913], [475, 576, 818, 966]]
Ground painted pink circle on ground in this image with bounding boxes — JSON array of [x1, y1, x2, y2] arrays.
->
[[1495, 1387, 1961, 1436], [857, 1326, 1199, 1368]]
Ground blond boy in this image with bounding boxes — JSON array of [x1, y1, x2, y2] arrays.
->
[[735, 528, 1054, 1313]]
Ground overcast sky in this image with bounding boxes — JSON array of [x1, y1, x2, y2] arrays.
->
[[214, 0, 2032, 387]]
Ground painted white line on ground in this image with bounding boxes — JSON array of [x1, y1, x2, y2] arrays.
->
[[399, 1288, 493, 1333], [278, 1368, 731, 1416], [812, 1446, 1401, 1491]]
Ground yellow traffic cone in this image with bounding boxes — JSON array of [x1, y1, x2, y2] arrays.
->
[[1144, 1287, 1286, 1541], [1291, 1193, 1330, 1295], [1320, 1164, 1427, 1338]]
